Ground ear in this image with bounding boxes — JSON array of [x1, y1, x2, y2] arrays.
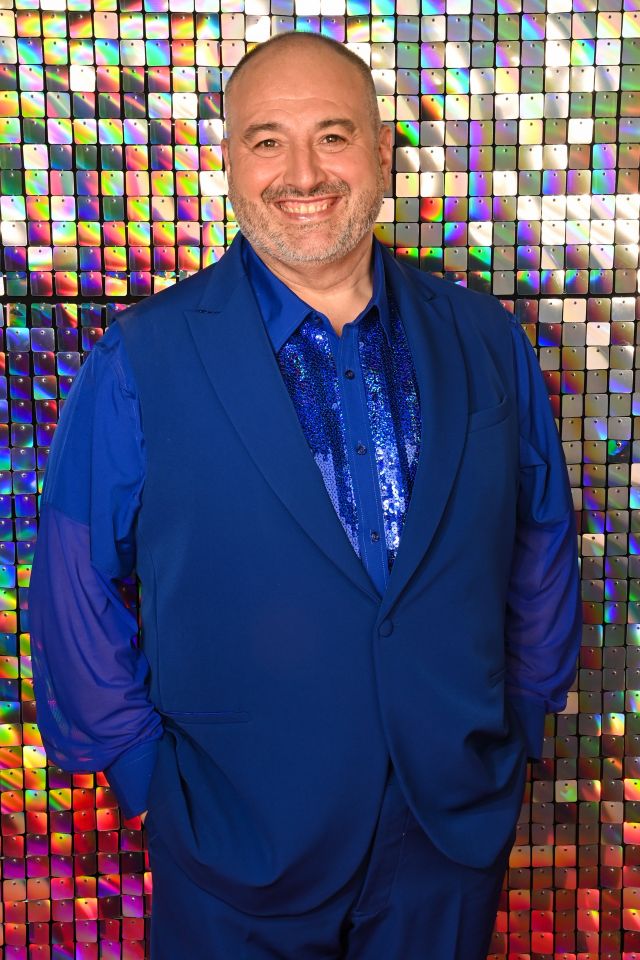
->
[[378, 123, 393, 194]]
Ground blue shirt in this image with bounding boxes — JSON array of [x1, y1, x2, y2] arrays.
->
[[243, 237, 421, 597], [29, 234, 581, 819]]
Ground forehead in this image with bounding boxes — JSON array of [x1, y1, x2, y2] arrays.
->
[[226, 45, 370, 129]]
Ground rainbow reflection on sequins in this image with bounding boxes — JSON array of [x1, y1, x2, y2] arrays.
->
[[276, 302, 420, 570]]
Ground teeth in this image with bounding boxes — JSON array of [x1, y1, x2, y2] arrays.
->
[[278, 200, 335, 214]]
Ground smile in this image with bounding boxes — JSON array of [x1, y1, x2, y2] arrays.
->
[[274, 197, 340, 218]]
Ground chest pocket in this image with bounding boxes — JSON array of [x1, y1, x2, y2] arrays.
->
[[467, 395, 511, 433]]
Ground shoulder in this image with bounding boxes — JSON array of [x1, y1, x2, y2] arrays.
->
[[114, 260, 219, 336], [109, 259, 223, 372], [394, 252, 515, 338]]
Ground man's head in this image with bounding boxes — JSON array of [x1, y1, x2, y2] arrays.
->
[[221, 33, 393, 268]]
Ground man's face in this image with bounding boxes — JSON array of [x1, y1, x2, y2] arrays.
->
[[221, 43, 393, 267]]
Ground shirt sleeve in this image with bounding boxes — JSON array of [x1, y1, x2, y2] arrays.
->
[[29, 320, 163, 819], [504, 315, 582, 761]]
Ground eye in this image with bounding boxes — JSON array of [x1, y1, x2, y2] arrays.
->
[[320, 133, 348, 150], [254, 139, 279, 151]]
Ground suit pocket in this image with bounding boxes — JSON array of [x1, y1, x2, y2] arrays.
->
[[161, 710, 251, 724], [467, 396, 511, 433]]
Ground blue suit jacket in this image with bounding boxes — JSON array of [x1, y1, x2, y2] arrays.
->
[[114, 232, 579, 915]]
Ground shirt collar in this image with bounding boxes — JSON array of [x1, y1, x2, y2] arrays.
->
[[240, 232, 392, 354]]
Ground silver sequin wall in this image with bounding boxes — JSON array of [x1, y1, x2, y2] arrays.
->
[[0, 1, 638, 957]]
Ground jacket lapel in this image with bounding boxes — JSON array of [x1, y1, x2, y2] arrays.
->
[[183, 234, 380, 603], [376, 249, 469, 620], [183, 234, 470, 614]]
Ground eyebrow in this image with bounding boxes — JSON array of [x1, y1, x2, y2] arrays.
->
[[241, 118, 357, 142]]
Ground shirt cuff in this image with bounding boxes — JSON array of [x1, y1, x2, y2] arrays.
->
[[104, 737, 162, 819], [507, 692, 547, 761]]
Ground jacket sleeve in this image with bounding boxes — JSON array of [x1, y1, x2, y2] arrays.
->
[[29, 320, 163, 819], [504, 315, 582, 761]]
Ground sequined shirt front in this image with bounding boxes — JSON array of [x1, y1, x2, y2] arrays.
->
[[242, 236, 421, 597]]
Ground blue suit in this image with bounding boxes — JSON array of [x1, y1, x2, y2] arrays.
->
[[30, 232, 581, 948], [111, 234, 579, 916]]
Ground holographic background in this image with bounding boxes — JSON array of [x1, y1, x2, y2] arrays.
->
[[0, 1, 638, 957]]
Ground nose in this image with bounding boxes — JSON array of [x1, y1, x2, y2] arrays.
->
[[281, 140, 326, 195]]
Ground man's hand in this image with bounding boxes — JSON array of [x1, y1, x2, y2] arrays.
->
[[140, 810, 148, 825]]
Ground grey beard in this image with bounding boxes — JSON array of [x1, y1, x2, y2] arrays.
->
[[226, 170, 385, 266]]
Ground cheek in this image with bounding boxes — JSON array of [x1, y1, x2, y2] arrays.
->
[[230, 158, 278, 196], [335, 159, 382, 190]]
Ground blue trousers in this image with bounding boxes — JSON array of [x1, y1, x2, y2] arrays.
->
[[147, 762, 514, 959]]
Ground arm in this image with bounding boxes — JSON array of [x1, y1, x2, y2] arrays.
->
[[504, 316, 582, 760], [29, 321, 163, 819]]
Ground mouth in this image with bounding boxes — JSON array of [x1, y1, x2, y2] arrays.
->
[[272, 197, 342, 221]]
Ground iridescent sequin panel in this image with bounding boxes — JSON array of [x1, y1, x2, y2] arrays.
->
[[1, 0, 637, 954], [276, 306, 421, 572], [359, 306, 421, 568], [277, 319, 361, 557]]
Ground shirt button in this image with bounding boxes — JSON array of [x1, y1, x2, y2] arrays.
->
[[379, 619, 394, 637], [356, 443, 367, 455], [344, 369, 355, 379], [370, 530, 380, 542]]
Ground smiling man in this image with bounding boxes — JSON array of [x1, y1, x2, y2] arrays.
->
[[29, 31, 581, 960], [221, 34, 393, 333]]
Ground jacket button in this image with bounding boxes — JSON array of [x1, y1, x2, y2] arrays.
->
[[379, 619, 394, 637]]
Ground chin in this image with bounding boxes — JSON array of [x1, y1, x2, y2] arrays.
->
[[275, 243, 357, 266]]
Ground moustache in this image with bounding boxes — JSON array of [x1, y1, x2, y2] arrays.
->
[[262, 180, 351, 203]]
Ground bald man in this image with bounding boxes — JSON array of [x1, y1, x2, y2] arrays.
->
[[30, 32, 581, 960]]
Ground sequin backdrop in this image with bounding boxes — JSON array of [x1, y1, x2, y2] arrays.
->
[[0, 1, 638, 957]]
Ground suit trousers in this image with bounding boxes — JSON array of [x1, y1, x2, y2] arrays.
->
[[146, 761, 515, 960]]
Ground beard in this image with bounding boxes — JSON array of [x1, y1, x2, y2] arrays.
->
[[226, 165, 386, 266]]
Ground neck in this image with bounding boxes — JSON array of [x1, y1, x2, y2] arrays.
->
[[253, 233, 375, 314]]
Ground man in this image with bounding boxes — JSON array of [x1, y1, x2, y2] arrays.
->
[[29, 31, 581, 960]]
